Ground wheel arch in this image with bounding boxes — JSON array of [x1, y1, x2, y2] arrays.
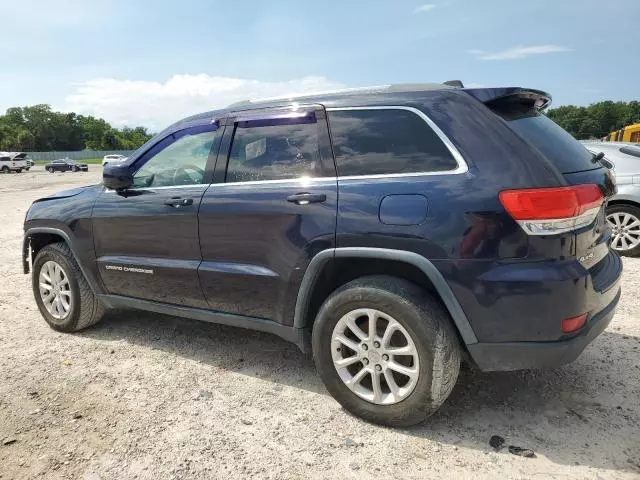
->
[[606, 197, 640, 208], [294, 248, 478, 345], [23, 227, 102, 294]]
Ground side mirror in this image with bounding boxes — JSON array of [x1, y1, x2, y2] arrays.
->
[[103, 162, 134, 190]]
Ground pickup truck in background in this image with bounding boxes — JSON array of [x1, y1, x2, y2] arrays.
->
[[0, 152, 28, 173]]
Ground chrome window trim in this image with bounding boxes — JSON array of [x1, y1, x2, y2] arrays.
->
[[104, 183, 210, 193], [105, 167, 465, 191], [325, 105, 469, 175], [218, 177, 336, 187], [105, 105, 468, 191]]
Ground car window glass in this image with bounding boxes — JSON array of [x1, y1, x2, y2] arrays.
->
[[620, 146, 640, 158], [226, 120, 324, 182], [328, 109, 457, 176], [497, 108, 594, 174], [133, 129, 215, 188]]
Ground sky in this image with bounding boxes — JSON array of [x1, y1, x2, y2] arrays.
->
[[1, 0, 638, 130]]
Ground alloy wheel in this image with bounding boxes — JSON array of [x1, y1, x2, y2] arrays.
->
[[607, 212, 640, 252], [331, 308, 419, 405], [39, 260, 72, 320]]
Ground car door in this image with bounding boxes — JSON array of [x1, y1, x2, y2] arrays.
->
[[92, 122, 222, 308], [198, 105, 337, 324]]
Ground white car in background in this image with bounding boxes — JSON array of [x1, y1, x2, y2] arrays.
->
[[0, 152, 28, 173], [102, 154, 127, 166]]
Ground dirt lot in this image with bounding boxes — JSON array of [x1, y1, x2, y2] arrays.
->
[[1, 169, 639, 480]]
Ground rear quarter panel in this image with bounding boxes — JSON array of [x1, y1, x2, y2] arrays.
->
[[335, 91, 604, 342]]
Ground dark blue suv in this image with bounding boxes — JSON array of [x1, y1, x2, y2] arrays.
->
[[23, 83, 622, 426]]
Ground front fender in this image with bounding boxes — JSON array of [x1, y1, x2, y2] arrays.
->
[[23, 227, 104, 294]]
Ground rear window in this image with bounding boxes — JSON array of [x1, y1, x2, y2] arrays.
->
[[328, 109, 457, 176], [499, 109, 595, 173]]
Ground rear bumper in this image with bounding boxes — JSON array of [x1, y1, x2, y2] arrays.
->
[[467, 287, 620, 371]]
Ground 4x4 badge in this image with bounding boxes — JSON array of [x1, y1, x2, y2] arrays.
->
[[579, 252, 594, 263]]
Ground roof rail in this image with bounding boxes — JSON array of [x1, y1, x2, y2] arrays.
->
[[442, 80, 464, 88], [225, 83, 454, 107]]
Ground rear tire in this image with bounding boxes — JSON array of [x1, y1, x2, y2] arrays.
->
[[312, 275, 460, 427], [32, 242, 106, 332], [607, 204, 640, 257], [1, 166, 9, 173]]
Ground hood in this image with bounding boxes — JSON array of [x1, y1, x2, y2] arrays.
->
[[34, 184, 102, 203]]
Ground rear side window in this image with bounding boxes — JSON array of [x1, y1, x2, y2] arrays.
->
[[495, 106, 595, 173], [328, 109, 458, 176], [227, 120, 327, 182]]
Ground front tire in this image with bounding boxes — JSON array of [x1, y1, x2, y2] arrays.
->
[[47, 167, 53, 173], [32, 242, 106, 332], [312, 275, 460, 427], [607, 204, 640, 257]]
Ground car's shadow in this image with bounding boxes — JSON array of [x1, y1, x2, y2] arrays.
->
[[81, 310, 640, 474]]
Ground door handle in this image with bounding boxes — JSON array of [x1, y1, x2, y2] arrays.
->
[[286, 193, 327, 205], [164, 197, 194, 207]]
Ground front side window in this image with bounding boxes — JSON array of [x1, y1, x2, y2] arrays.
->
[[328, 109, 458, 176], [226, 118, 326, 182], [134, 129, 216, 188]]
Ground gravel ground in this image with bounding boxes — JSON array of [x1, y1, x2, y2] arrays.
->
[[1, 169, 639, 480]]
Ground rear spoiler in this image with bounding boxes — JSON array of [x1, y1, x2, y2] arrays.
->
[[462, 87, 552, 111]]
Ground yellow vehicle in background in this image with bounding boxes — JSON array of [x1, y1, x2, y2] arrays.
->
[[604, 123, 640, 143]]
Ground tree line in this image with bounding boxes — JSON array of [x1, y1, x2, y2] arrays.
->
[[0, 104, 153, 152], [547, 100, 640, 140]]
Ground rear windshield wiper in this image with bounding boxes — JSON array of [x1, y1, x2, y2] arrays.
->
[[591, 151, 614, 170], [591, 151, 605, 164]]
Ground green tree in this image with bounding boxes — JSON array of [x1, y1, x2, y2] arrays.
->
[[0, 104, 153, 151], [100, 129, 121, 150], [16, 129, 36, 150], [548, 100, 640, 140]]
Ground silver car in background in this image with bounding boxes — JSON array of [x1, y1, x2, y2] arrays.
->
[[102, 154, 127, 166], [584, 141, 640, 256]]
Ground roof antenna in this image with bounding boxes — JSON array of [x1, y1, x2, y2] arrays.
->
[[443, 80, 464, 88]]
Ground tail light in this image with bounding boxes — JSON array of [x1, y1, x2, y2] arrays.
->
[[561, 313, 588, 333], [499, 184, 603, 235]]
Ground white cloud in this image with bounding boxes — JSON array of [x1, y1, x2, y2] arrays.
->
[[469, 45, 570, 61], [61, 75, 346, 130], [413, 4, 436, 13]]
